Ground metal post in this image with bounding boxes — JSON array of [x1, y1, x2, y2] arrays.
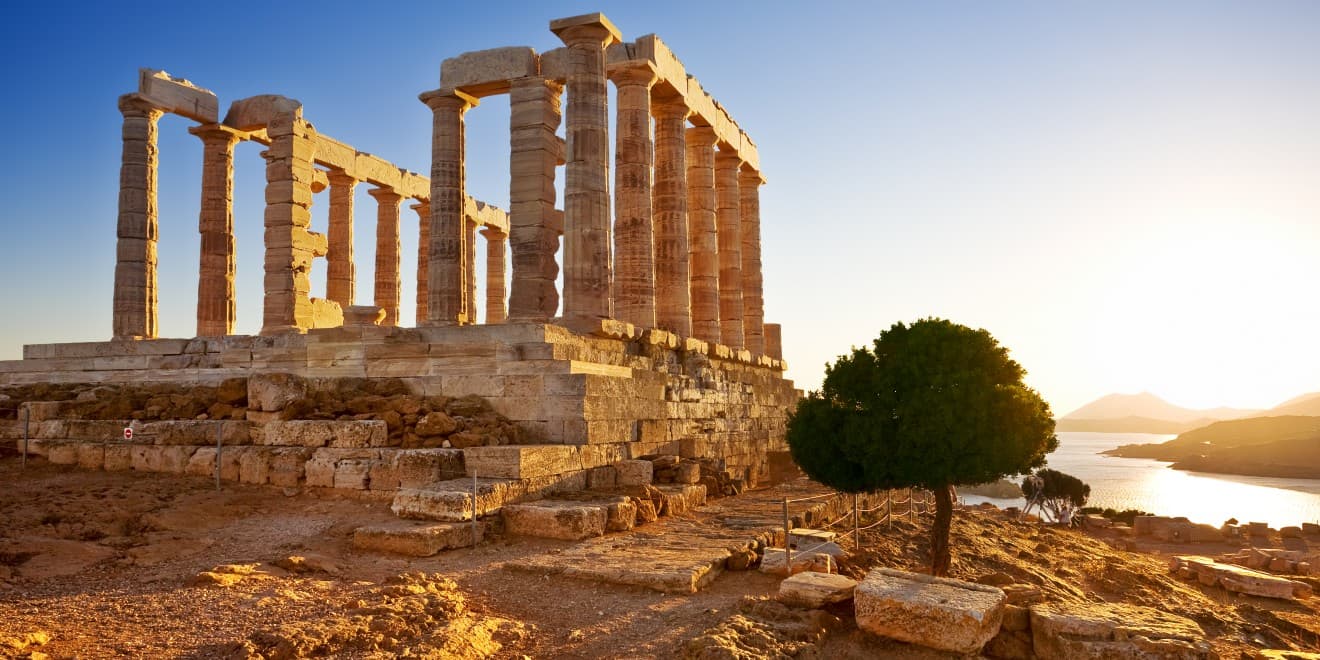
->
[[852, 493, 860, 550], [471, 474, 480, 546], [215, 424, 223, 491], [21, 407, 29, 469], [782, 497, 792, 573]]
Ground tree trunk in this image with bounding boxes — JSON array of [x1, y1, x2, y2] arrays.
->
[[930, 483, 955, 576]]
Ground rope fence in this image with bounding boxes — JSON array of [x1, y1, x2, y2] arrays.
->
[[780, 487, 936, 568]]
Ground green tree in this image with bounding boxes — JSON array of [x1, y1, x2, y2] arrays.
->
[[1022, 469, 1091, 522], [786, 318, 1057, 575]]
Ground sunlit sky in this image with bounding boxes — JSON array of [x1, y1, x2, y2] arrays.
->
[[1, 1, 1317, 416]]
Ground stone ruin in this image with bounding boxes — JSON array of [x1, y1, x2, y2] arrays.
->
[[1, 12, 801, 548]]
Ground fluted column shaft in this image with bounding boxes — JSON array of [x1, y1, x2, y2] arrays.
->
[[326, 171, 357, 310], [556, 22, 617, 324], [483, 228, 508, 323], [765, 322, 783, 361], [413, 201, 430, 322], [369, 187, 402, 326], [464, 217, 478, 323], [652, 100, 692, 337], [191, 125, 238, 337], [113, 95, 162, 339], [610, 64, 658, 328], [508, 77, 563, 321], [419, 88, 477, 325], [739, 169, 765, 355], [685, 126, 720, 343], [715, 147, 745, 348], [261, 111, 316, 335]]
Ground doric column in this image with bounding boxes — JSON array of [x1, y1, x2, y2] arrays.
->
[[507, 77, 563, 321], [483, 228, 508, 323], [419, 88, 478, 325], [739, 168, 766, 355], [464, 216, 478, 323], [610, 63, 658, 329], [764, 322, 783, 361], [325, 171, 357, 310], [552, 14, 622, 326], [685, 125, 720, 344], [261, 110, 316, 335], [652, 98, 692, 337], [112, 95, 162, 339], [369, 187, 402, 326], [715, 146, 745, 349], [412, 200, 430, 323], [190, 124, 238, 337]]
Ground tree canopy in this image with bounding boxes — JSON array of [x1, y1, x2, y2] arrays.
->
[[786, 318, 1058, 574], [1023, 468, 1091, 522]]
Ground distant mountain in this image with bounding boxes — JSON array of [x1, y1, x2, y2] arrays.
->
[[1102, 416, 1320, 479], [1058, 392, 1261, 433], [1268, 392, 1320, 417]]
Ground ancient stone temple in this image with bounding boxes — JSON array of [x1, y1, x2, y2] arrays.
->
[[3, 13, 798, 544]]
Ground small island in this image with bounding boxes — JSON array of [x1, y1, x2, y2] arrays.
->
[[1103, 415, 1320, 480]]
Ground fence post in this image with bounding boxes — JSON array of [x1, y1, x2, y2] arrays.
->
[[471, 474, 480, 546], [910, 489, 917, 523], [21, 406, 29, 469], [852, 493, 860, 550], [886, 490, 893, 530], [782, 497, 792, 573], [215, 424, 223, 491]]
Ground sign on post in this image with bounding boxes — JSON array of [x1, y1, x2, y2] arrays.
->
[[123, 427, 133, 441]]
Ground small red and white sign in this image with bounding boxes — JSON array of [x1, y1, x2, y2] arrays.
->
[[123, 427, 133, 441]]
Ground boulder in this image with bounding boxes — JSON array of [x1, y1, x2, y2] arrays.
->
[[1029, 602, 1212, 659], [854, 568, 1005, 655], [778, 571, 857, 609]]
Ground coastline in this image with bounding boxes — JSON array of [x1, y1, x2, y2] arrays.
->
[[1103, 445, 1320, 481]]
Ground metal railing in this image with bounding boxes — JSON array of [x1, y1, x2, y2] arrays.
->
[[780, 487, 935, 569]]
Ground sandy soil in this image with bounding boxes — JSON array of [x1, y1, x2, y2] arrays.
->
[[2, 457, 1318, 658]]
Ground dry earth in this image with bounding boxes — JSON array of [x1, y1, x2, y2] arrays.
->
[[2, 456, 1318, 658]]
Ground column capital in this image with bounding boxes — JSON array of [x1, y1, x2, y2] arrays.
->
[[550, 13, 622, 46], [739, 167, 766, 186], [326, 169, 358, 187], [686, 125, 718, 145], [409, 200, 430, 215], [118, 93, 161, 119], [652, 97, 690, 121], [367, 187, 403, 204], [608, 61, 658, 88], [715, 144, 744, 167], [419, 87, 479, 113], [480, 226, 507, 240], [187, 123, 241, 146]]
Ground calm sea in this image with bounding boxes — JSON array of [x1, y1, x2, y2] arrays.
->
[[963, 431, 1320, 528]]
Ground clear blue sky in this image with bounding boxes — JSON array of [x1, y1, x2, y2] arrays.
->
[[2, 1, 1318, 416]]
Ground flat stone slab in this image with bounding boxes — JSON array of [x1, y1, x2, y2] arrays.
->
[[1172, 555, 1312, 600], [502, 500, 608, 541], [391, 478, 524, 522], [778, 571, 857, 608], [1029, 602, 1213, 659], [855, 568, 1006, 655], [352, 521, 481, 557]]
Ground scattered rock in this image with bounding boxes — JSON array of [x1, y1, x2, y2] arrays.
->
[[976, 571, 1015, 587], [778, 571, 857, 609], [854, 567, 1006, 655], [1029, 601, 1213, 659]]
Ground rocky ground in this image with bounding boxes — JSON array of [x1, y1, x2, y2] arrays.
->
[[2, 457, 1318, 659]]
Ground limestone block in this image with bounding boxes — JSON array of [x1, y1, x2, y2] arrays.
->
[[605, 498, 637, 532], [440, 47, 538, 96], [309, 298, 343, 330], [675, 462, 701, 484], [334, 459, 372, 490], [18, 401, 66, 422], [352, 522, 481, 556], [138, 69, 218, 123], [395, 449, 466, 489], [778, 571, 858, 609], [76, 444, 105, 470], [239, 448, 271, 484], [303, 450, 337, 488], [46, 441, 80, 465], [616, 459, 653, 486], [760, 549, 836, 577], [268, 447, 312, 487], [855, 568, 1006, 655], [463, 445, 581, 479], [248, 372, 307, 412], [368, 458, 401, 491], [103, 445, 132, 471], [1029, 602, 1212, 660], [186, 447, 241, 481], [141, 420, 247, 446], [502, 501, 606, 540], [587, 466, 617, 489], [223, 94, 302, 131], [656, 484, 706, 516]]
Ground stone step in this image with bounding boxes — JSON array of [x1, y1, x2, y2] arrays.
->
[[501, 496, 637, 540], [391, 477, 525, 522], [352, 520, 482, 556], [461, 443, 621, 480]]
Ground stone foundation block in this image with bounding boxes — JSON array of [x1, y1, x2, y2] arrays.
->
[[239, 448, 271, 484], [1029, 602, 1212, 659], [103, 445, 132, 471], [395, 449, 466, 489], [76, 444, 105, 470], [855, 568, 1006, 655], [333, 459, 372, 490], [463, 445, 581, 479], [47, 441, 80, 465], [778, 571, 858, 609], [352, 521, 482, 556], [502, 501, 607, 540], [616, 459, 653, 486]]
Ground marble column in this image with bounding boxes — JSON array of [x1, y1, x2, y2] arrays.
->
[[191, 125, 238, 337], [464, 216, 478, 323], [483, 228, 508, 323], [369, 187, 402, 326], [739, 168, 765, 355], [764, 322, 783, 361], [507, 77, 563, 321], [419, 88, 477, 325], [412, 200, 430, 323], [552, 14, 621, 325], [685, 125, 720, 344], [325, 171, 357, 311], [609, 63, 658, 329], [652, 98, 692, 337], [714, 146, 745, 349], [261, 111, 316, 335], [112, 95, 162, 339]]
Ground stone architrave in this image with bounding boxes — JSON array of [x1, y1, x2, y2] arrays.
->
[[463, 216, 478, 323], [609, 62, 658, 329], [483, 228, 507, 323], [412, 201, 430, 322], [685, 125, 720, 344], [739, 168, 765, 355], [552, 14, 622, 326], [419, 88, 478, 325], [764, 322, 783, 360], [652, 98, 692, 337], [714, 146, 745, 348], [507, 77, 563, 322], [191, 124, 239, 337], [369, 187, 403, 326], [261, 109, 316, 335], [113, 95, 163, 339], [325, 171, 357, 310]]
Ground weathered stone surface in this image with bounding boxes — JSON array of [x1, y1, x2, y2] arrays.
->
[[855, 568, 1006, 655], [778, 571, 857, 609], [138, 69, 218, 123], [759, 548, 837, 576], [352, 521, 481, 556], [415, 412, 459, 437], [1172, 555, 1311, 600], [463, 445, 579, 479], [247, 373, 306, 412], [441, 47, 538, 96], [616, 459, 653, 486], [502, 500, 606, 540], [1029, 602, 1213, 660]]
